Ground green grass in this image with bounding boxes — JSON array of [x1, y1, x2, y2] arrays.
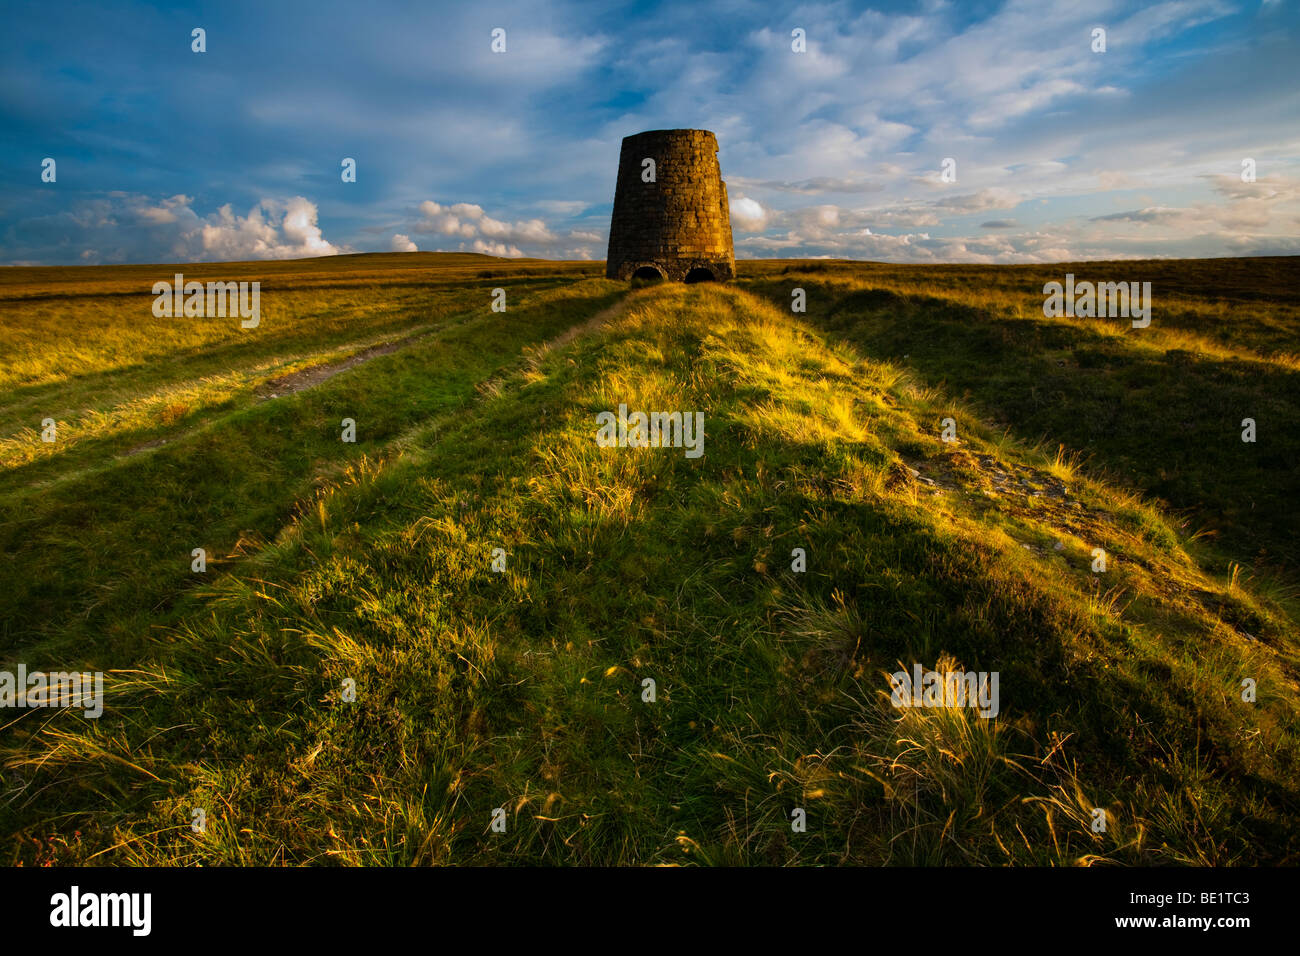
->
[[0, 258, 621, 659], [2, 254, 1298, 866], [736, 257, 1300, 577]]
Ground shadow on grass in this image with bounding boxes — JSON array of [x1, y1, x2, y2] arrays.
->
[[742, 278, 1300, 576]]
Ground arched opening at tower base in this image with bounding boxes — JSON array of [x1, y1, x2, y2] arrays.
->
[[684, 268, 716, 284], [632, 266, 664, 281]]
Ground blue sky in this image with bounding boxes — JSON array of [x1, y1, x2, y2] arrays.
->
[[2, 0, 1297, 265]]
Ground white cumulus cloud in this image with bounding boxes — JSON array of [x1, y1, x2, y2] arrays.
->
[[198, 197, 341, 260], [405, 198, 603, 258], [730, 195, 767, 232], [416, 200, 554, 246], [5, 193, 346, 264], [472, 238, 524, 257]]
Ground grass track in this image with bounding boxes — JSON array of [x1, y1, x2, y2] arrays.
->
[[3, 260, 1298, 866]]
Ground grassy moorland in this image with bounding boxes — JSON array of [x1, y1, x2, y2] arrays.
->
[[1, 253, 1298, 866], [736, 258, 1300, 575], [0, 254, 614, 660]]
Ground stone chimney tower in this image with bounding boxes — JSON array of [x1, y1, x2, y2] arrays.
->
[[605, 129, 735, 282]]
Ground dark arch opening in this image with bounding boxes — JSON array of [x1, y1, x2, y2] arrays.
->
[[684, 268, 715, 284], [632, 265, 664, 281]]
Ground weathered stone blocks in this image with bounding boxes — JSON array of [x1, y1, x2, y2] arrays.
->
[[605, 129, 736, 282]]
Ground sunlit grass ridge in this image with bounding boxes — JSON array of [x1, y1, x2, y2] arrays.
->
[[3, 258, 1297, 866]]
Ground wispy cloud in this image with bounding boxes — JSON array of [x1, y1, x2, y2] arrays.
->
[[1, 0, 1295, 264]]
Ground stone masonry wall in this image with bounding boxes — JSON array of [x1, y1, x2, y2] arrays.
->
[[606, 129, 736, 282]]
